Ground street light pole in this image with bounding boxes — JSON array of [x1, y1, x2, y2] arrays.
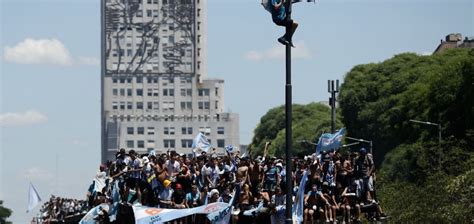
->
[[284, 0, 293, 223], [328, 80, 340, 134], [346, 136, 373, 155], [409, 119, 442, 145]]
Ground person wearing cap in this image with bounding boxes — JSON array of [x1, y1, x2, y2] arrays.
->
[[171, 183, 187, 209], [158, 179, 174, 208], [355, 148, 375, 202], [209, 189, 220, 203]]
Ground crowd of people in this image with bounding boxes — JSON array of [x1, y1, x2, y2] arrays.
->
[[81, 140, 388, 224], [33, 196, 88, 223]]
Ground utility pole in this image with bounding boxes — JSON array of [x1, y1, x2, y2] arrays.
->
[[284, 0, 293, 223], [328, 80, 340, 134]]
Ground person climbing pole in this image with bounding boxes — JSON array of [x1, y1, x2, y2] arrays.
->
[[262, 0, 299, 47]]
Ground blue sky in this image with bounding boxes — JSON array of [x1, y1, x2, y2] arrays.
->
[[1, 0, 472, 222]]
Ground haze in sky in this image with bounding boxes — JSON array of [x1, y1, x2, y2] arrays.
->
[[1, 0, 472, 222]]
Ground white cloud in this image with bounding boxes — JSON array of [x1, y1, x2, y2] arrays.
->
[[3, 38, 99, 66], [3, 38, 73, 65], [0, 110, 48, 127], [23, 167, 54, 181], [244, 40, 312, 62]]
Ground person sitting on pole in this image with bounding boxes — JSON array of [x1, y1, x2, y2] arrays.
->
[[262, 0, 299, 47]]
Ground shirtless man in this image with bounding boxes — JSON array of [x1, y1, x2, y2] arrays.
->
[[249, 152, 264, 197], [236, 158, 250, 186]]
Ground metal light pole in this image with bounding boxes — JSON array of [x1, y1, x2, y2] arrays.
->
[[285, 0, 293, 223], [328, 80, 340, 134], [409, 119, 442, 145], [346, 136, 373, 155]]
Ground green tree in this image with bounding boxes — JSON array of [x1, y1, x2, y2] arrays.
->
[[339, 49, 474, 166], [249, 102, 343, 157], [0, 200, 12, 224]]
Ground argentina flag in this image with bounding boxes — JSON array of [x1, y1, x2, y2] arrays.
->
[[192, 132, 212, 153], [315, 128, 345, 155]]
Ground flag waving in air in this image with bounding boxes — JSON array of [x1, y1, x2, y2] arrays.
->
[[315, 128, 345, 155], [192, 132, 212, 154], [27, 182, 42, 213]]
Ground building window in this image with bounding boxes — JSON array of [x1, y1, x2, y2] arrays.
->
[[119, 102, 125, 110], [180, 88, 192, 96], [147, 10, 152, 17], [127, 102, 133, 110], [180, 101, 192, 110], [112, 89, 118, 96], [163, 101, 174, 112], [147, 127, 155, 135], [181, 127, 193, 135], [153, 88, 159, 96], [164, 127, 175, 135], [137, 89, 143, 96], [163, 88, 174, 96], [137, 140, 145, 148], [164, 139, 175, 148], [153, 102, 159, 110], [198, 101, 210, 110], [113, 78, 118, 84], [181, 139, 193, 148], [136, 77, 143, 83], [137, 102, 143, 109], [127, 78, 132, 83], [147, 102, 153, 110], [127, 127, 134, 135], [199, 127, 211, 136], [120, 78, 126, 84], [126, 140, 134, 148], [112, 101, 118, 110], [217, 139, 225, 148], [198, 89, 210, 96], [137, 127, 145, 135], [120, 89, 125, 96], [217, 127, 224, 135], [127, 89, 132, 97]]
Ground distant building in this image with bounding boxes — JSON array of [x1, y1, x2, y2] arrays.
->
[[100, 0, 239, 162], [433, 33, 474, 54]]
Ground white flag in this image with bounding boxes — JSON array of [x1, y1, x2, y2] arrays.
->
[[27, 182, 42, 213]]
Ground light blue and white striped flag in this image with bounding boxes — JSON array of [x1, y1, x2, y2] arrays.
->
[[315, 128, 345, 155], [192, 132, 212, 154], [292, 170, 308, 224]]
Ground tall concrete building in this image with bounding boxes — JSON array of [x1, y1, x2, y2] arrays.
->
[[101, 0, 239, 162]]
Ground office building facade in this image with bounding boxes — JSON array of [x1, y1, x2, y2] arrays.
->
[[101, 0, 239, 162]]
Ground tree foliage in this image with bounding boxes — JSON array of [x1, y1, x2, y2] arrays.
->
[[339, 48, 474, 223], [249, 102, 343, 157], [0, 200, 12, 224], [339, 49, 474, 166], [377, 139, 474, 223]]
